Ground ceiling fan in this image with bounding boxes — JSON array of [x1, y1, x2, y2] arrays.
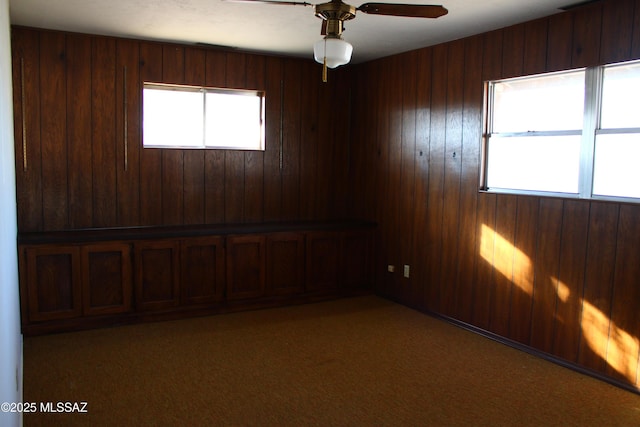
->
[[227, 0, 448, 81]]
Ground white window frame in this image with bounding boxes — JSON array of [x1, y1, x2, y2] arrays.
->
[[143, 82, 265, 151], [482, 59, 640, 203]]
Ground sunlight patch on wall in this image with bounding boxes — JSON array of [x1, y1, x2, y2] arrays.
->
[[581, 300, 639, 383], [480, 224, 533, 295], [551, 277, 571, 303]]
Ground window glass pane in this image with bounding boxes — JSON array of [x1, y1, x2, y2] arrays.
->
[[593, 133, 640, 198], [143, 87, 203, 147], [205, 92, 264, 150], [487, 135, 581, 193], [492, 70, 585, 133], [601, 61, 640, 129]]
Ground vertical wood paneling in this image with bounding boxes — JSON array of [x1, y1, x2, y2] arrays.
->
[[66, 35, 93, 229], [424, 44, 448, 311], [315, 66, 334, 221], [546, 12, 573, 72], [439, 40, 464, 316], [571, 3, 603, 68], [244, 54, 266, 223], [92, 37, 118, 228], [182, 47, 206, 225], [224, 52, 247, 223], [529, 198, 563, 354], [472, 193, 496, 330], [344, 0, 640, 389], [116, 39, 141, 227], [398, 51, 418, 305], [578, 202, 618, 372], [40, 32, 68, 231], [600, 0, 635, 63], [204, 50, 226, 223], [552, 200, 589, 361], [281, 59, 302, 221], [453, 36, 482, 322], [139, 42, 163, 225], [12, 29, 43, 232], [508, 196, 538, 344], [160, 45, 185, 225], [348, 65, 372, 220], [607, 205, 640, 384], [407, 49, 431, 309], [328, 70, 351, 219], [374, 58, 392, 296], [523, 19, 548, 75], [471, 29, 503, 328], [263, 56, 283, 221], [501, 25, 524, 78], [299, 61, 320, 220], [385, 56, 403, 299], [488, 194, 517, 337]]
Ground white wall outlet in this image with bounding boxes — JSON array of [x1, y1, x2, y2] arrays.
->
[[403, 265, 410, 278], [387, 265, 395, 273]]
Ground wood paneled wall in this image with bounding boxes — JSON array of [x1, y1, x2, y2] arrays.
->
[[349, 0, 640, 389], [11, 27, 351, 232]]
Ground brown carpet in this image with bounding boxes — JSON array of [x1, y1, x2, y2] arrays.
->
[[23, 295, 640, 426]]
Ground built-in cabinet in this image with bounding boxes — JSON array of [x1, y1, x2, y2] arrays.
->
[[134, 239, 180, 311], [180, 236, 225, 305], [18, 223, 375, 335], [23, 245, 81, 322], [21, 242, 133, 322], [82, 242, 132, 316], [226, 235, 266, 300], [266, 232, 305, 296]]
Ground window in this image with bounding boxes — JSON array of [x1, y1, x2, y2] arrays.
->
[[482, 59, 640, 202], [143, 83, 265, 151]]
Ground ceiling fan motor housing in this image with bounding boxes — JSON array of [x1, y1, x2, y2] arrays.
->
[[315, 1, 356, 37]]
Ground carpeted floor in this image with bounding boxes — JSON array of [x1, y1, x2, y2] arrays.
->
[[23, 295, 640, 426]]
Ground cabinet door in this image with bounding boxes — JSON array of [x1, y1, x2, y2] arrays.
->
[[134, 240, 180, 311], [226, 235, 265, 300], [305, 232, 341, 291], [181, 236, 225, 305], [81, 242, 132, 315], [341, 230, 374, 289], [24, 246, 82, 321], [266, 232, 304, 296]]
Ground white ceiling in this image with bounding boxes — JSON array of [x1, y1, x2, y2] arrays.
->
[[9, 0, 578, 64]]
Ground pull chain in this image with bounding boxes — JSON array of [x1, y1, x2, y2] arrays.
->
[[322, 39, 328, 83]]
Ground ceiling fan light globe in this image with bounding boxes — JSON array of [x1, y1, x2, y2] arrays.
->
[[313, 38, 353, 68]]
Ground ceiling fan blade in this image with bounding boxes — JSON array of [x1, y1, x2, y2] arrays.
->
[[223, 0, 313, 6], [356, 3, 448, 18], [321, 19, 327, 35]]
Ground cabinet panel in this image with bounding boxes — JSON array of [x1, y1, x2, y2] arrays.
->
[[266, 232, 304, 295], [181, 236, 225, 304], [306, 232, 341, 291], [82, 243, 132, 315], [25, 246, 82, 321], [226, 235, 266, 300], [134, 240, 180, 310]]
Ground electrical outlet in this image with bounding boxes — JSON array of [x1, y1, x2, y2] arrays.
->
[[387, 265, 395, 273], [403, 265, 410, 278]]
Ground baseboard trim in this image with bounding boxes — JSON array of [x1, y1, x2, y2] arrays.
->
[[430, 310, 640, 396]]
